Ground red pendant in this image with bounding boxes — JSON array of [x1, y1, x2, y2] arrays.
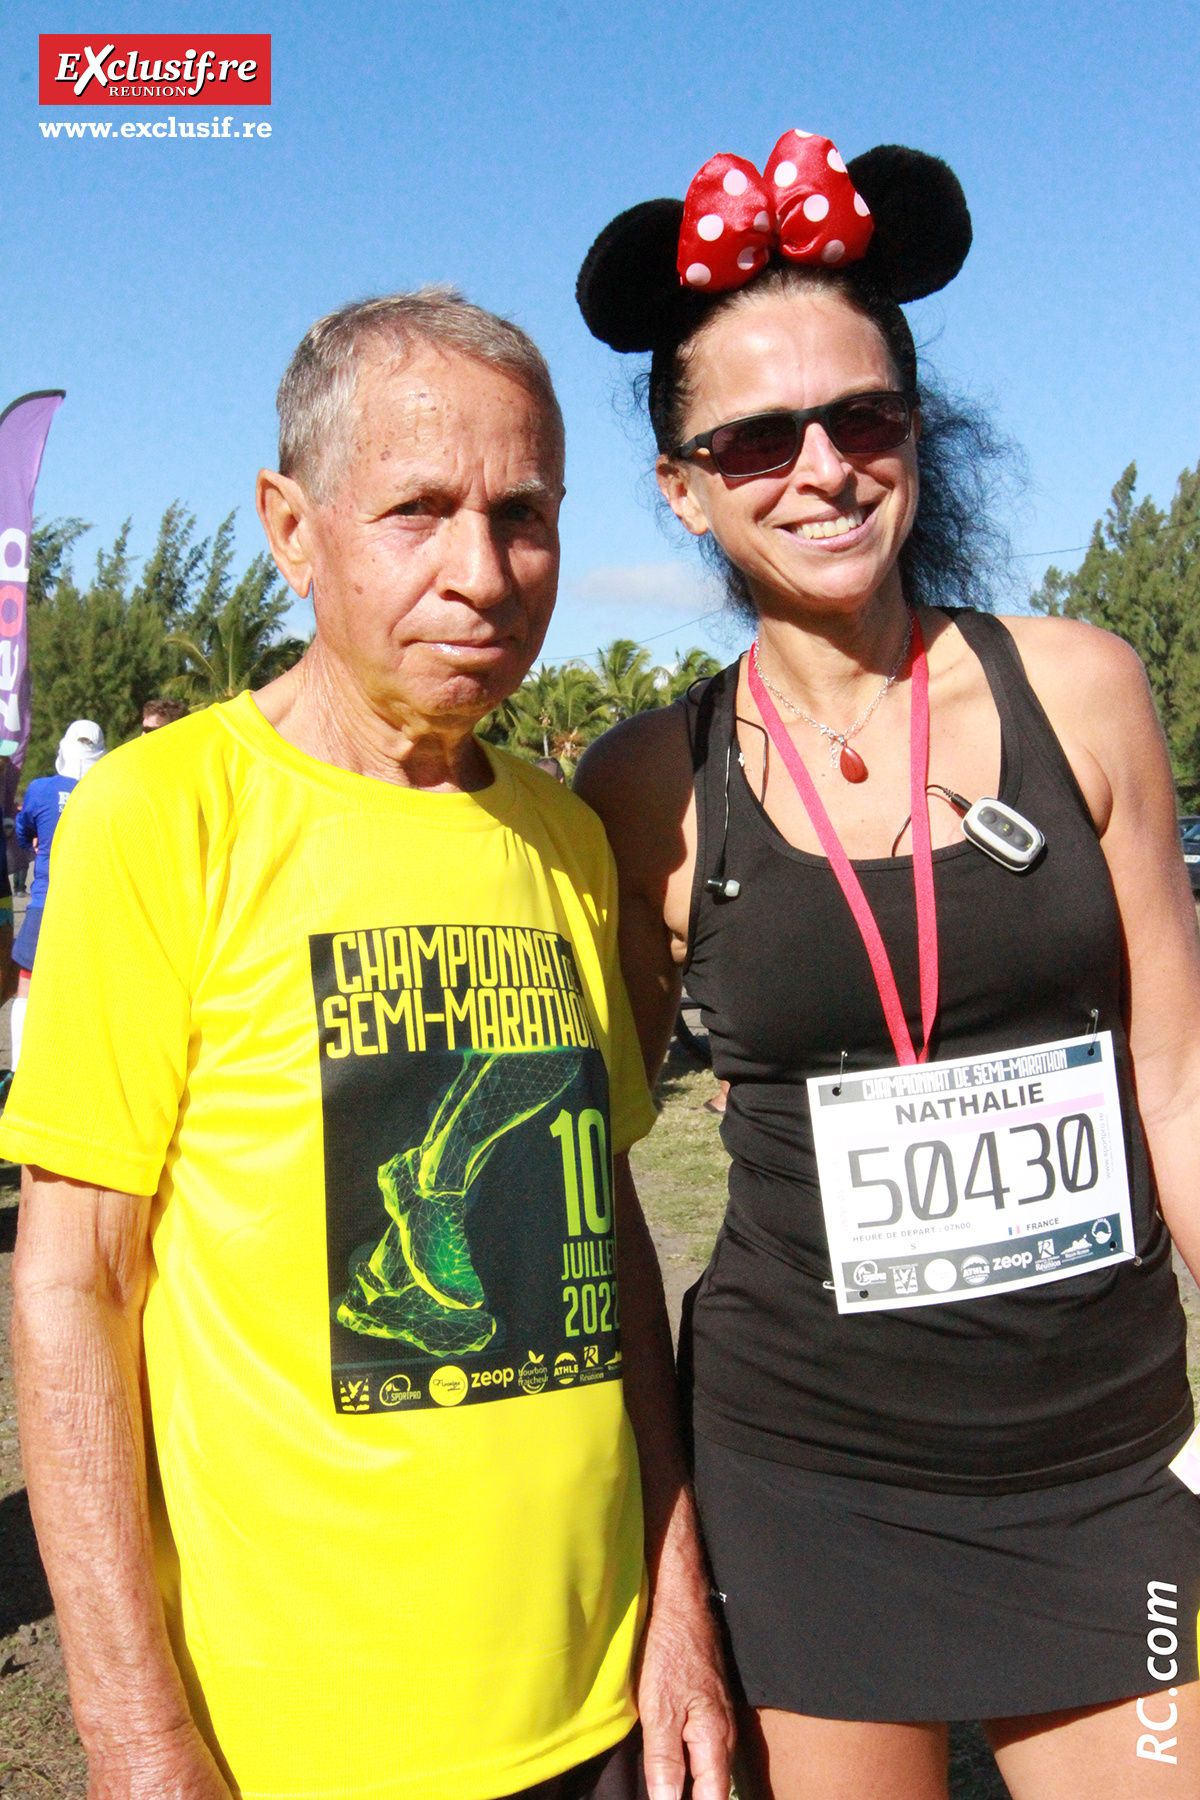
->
[[839, 744, 868, 783]]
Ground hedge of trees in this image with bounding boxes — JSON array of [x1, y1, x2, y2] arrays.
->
[[1031, 458, 1200, 801], [478, 639, 721, 768], [24, 504, 720, 783], [26, 506, 304, 779], [28, 451, 1200, 792]]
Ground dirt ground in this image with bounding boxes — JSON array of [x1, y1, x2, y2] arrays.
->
[[2, 1038, 1199, 1798]]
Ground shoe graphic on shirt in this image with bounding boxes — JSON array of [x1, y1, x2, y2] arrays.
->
[[337, 1050, 578, 1354], [379, 1146, 488, 1310], [340, 1254, 498, 1357]]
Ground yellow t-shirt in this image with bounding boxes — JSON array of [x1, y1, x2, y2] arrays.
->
[[0, 695, 658, 1800]]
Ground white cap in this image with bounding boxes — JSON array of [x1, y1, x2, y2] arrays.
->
[[56, 719, 106, 781]]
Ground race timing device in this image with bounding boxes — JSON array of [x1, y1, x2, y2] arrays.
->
[[961, 798, 1045, 872]]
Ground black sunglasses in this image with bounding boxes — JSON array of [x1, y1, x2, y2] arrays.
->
[[673, 390, 917, 479]]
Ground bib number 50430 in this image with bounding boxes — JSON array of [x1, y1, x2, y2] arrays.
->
[[849, 1116, 1099, 1228]]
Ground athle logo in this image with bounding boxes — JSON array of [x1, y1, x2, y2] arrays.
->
[[39, 36, 271, 106]]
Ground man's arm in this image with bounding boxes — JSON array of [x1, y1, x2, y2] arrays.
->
[[12, 1167, 231, 1800], [614, 1154, 735, 1800]]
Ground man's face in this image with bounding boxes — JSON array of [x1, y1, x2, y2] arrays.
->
[[297, 347, 563, 728]]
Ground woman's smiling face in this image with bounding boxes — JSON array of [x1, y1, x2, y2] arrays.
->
[[657, 285, 920, 623]]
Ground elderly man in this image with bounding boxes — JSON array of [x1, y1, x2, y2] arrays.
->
[[4, 292, 731, 1800]]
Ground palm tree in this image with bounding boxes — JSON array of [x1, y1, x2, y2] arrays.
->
[[479, 639, 723, 767], [594, 639, 664, 721], [166, 557, 307, 703], [662, 646, 722, 702], [493, 663, 610, 767]]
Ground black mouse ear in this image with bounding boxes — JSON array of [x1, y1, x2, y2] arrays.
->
[[576, 199, 708, 353], [848, 146, 972, 303]]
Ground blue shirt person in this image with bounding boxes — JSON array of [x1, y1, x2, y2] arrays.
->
[[17, 770, 80, 909], [11, 719, 105, 1065]]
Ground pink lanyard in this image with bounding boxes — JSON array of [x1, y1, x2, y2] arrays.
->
[[747, 614, 939, 1066]]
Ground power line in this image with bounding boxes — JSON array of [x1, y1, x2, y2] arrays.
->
[[556, 607, 725, 665], [554, 545, 1090, 663]]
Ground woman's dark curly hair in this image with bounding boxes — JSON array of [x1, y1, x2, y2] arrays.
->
[[578, 144, 1022, 622], [640, 262, 1017, 621]]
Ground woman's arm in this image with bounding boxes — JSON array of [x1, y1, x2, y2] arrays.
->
[[578, 712, 736, 1795], [1005, 616, 1200, 1277], [614, 1154, 735, 1800], [575, 706, 698, 1082]]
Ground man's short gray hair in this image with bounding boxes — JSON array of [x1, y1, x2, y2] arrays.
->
[[276, 287, 565, 503]]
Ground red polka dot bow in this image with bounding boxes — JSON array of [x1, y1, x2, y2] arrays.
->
[[677, 130, 874, 292]]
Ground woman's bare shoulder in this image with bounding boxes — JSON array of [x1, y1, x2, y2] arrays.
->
[[996, 614, 1164, 832], [998, 613, 1148, 697], [574, 704, 696, 857]]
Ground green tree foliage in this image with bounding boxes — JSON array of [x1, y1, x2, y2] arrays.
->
[[661, 645, 725, 703], [132, 500, 207, 622], [488, 663, 613, 764], [24, 505, 307, 779], [26, 517, 91, 608], [26, 521, 174, 777], [481, 641, 722, 770], [167, 556, 307, 703], [1031, 460, 1200, 797], [593, 640, 662, 720]]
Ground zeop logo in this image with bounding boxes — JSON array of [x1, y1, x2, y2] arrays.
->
[[39, 36, 271, 106]]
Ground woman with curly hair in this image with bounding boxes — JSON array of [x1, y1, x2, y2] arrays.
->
[[574, 134, 1200, 1797]]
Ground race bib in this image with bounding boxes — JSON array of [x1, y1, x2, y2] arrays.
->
[[808, 1032, 1134, 1314]]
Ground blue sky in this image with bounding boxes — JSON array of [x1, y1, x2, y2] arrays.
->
[[4, 0, 1198, 669]]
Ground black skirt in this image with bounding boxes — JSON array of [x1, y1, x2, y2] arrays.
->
[[693, 1428, 1200, 1721]]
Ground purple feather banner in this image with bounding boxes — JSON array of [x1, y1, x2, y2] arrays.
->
[[0, 391, 65, 767]]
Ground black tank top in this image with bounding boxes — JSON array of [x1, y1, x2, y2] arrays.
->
[[683, 609, 1192, 1493]]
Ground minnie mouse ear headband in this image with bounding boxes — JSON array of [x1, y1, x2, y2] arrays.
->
[[576, 132, 972, 354]]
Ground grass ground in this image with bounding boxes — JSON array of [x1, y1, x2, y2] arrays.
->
[[1, 1051, 1198, 1798]]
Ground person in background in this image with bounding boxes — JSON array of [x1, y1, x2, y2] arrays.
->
[[7, 821, 31, 896], [10, 720, 105, 1067], [2, 753, 29, 895], [142, 698, 189, 732], [0, 755, 16, 1030]]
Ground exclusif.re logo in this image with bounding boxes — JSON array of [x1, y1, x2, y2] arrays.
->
[[39, 35, 271, 106]]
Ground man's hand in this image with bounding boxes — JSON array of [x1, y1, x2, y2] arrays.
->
[[88, 1722, 234, 1800], [636, 1501, 736, 1800]]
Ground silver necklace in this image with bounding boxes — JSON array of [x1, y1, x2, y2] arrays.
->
[[753, 612, 914, 784]]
